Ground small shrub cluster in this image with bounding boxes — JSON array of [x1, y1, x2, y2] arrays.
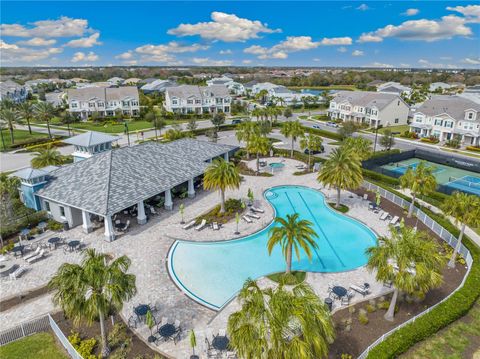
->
[[328, 203, 349, 213], [420, 136, 439, 144], [236, 161, 273, 177], [362, 169, 400, 186], [197, 198, 244, 225], [0, 211, 47, 239], [47, 219, 64, 231], [400, 131, 419, 139], [358, 309, 369, 325], [68, 331, 98, 359], [466, 146, 480, 152]]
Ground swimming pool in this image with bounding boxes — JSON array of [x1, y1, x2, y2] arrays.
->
[[167, 186, 377, 310], [269, 162, 285, 169]]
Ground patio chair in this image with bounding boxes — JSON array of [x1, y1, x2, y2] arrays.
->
[[341, 296, 350, 306], [120, 220, 131, 232], [150, 206, 157, 215], [242, 216, 253, 224], [349, 284, 369, 297], [26, 249, 45, 264], [379, 212, 389, 221], [127, 315, 138, 329], [195, 219, 207, 231], [218, 329, 226, 337], [363, 194, 368, 201], [183, 220, 196, 230], [23, 247, 40, 261], [246, 213, 260, 219], [251, 206, 264, 213], [9, 266, 26, 280], [213, 222, 220, 230], [390, 216, 400, 225]]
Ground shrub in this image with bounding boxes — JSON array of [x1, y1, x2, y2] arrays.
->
[[303, 126, 343, 141], [400, 131, 419, 139], [367, 149, 401, 160], [358, 311, 369, 325], [466, 146, 480, 152], [0, 211, 47, 239], [420, 136, 439, 144], [366, 304, 377, 313], [362, 169, 400, 186], [68, 332, 98, 359], [197, 198, 244, 224], [47, 219, 64, 231], [0, 242, 15, 254]]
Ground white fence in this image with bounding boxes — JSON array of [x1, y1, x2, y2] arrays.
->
[[0, 314, 83, 359], [357, 181, 474, 359]]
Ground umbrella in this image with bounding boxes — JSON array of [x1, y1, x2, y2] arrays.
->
[[375, 190, 381, 207]]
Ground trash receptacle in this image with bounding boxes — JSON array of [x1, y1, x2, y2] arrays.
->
[[62, 221, 69, 231], [324, 297, 333, 311]]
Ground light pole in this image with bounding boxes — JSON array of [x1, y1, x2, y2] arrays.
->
[[373, 123, 379, 154], [124, 122, 130, 147]]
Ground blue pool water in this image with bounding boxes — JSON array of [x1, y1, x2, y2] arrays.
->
[[167, 186, 377, 310], [269, 162, 285, 169]]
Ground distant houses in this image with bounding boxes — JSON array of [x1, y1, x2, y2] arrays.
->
[[164, 85, 231, 114], [141, 79, 177, 94], [0, 80, 29, 103], [206, 76, 245, 95]]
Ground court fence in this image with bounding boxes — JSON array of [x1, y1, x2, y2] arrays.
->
[[357, 181, 473, 359]]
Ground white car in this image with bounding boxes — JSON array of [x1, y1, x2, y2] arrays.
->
[[326, 122, 339, 128]]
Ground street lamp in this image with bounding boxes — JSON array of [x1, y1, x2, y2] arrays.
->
[[124, 121, 130, 147], [373, 123, 379, 154]]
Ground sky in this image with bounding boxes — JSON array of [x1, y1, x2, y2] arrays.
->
[[1, 1, 479, 68]]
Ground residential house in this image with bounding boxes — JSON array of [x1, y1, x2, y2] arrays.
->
[[107, 77, 125, 86], [0, 80, 29, 103], [429, 82, 453, 92], [45, 91, 66, 108], [328, 91, 410, 128], [464, 85, 480, 95], [268, 86, 313, 106], [251, 82, 280, 96], [67, 86, 140, 120], [377, 82, 412, 96], [206, 76, 245, 95], [123, 78, 142, 86], [164, 85, 231, 114], [141, 79, 177, 94], [409, 95, 480, 146]]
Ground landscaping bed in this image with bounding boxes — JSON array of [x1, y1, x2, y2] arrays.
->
[[267, 271, 306, 285], [0, 285, 50, 312], [328, 203, 349, 213], [195, 198, 245, 225]]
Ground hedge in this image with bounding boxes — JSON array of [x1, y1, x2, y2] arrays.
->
[[302, 126, 343, 141], [367, 149, 401, 160], [272, 148, 326, 166], [466, 146, 480, 152], [362, 169, 400, 186]]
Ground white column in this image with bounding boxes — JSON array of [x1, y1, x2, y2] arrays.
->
[[104, 216, 115, 242], [164, 189, 173, 210], [188, 178, 195, 198], [224, 152, 229, 162], [137, 200, 147, 225], [82, 210, 92, 234]]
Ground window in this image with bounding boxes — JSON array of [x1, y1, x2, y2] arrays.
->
[[172, 100, 178, 105], [195, 99, 201, 104], [89, 103, 95, 108], [187, 99, 193, 104], [45, 201, 51, 212], [98, 102, 104, 107], [71, 103, 78, 108], [434, 119, 443, 126], [394, 118, 399, 124], [468, 112, 473, 119], [59, 206, 65, 218]]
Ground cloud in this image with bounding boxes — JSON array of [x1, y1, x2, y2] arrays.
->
[[219, 49, 233, 55], [242, 59, 252, 64], [358, 15, 473, 42], [0, 16, 91, 38], [418, 58, 458, 68], [357, 4, 369, 11], [369, 62, 394, 68], [337, 46, 348, 53], [462, 57, 480, 65], [352, 50, 364, 56], [313, 58, 321, 62], [71, 51, 98, 63], [320, 37, 352, 45], [134, 41, 209, 62], [402, 8, 419, 16], [191, 57, 233, 66], [16, 37, 57, 46], [0, 40, 62, 62], [64, 32, 101, 48], [115, 51, 134, 60], [447, 5, 480, 22], [168, 12, 281, 42], [400, 63, 411, 67]]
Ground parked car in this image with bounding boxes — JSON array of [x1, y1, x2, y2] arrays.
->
[[304, 146, 325, 155], [312, 124, 321, 129], [231, 119, 243, 125], [326, 122, 339, 128]]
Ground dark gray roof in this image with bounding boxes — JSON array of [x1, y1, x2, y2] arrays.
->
[[10, 166, 58, 180], [63, 131, 119, 147], [416, 95, 480, 120], [36, 139, 237, 216], [333, 91, 403, 111]]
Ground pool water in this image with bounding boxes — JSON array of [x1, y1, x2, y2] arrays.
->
[[167, 186, 377, 310], [269, 162, 285, 169]]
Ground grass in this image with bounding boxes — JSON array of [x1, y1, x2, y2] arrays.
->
[[401, 299, 480, 359], [267, 271, 306, 285], [0, 332, 69, 359], [370, 125, 410, 136], [287, 85, 358, 91], [0, 129, 49, 151], [328, 202, 349, 213]]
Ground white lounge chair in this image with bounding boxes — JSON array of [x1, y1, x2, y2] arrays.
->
[[195, 219, 207, 231], [251, 206, 264, 213], [380, 212, 389, 221], [350, 284, 369, 297], [246, 213, 260, 219], [23, 247, 40, 261], [363, 194, 368, 201], [26, 249, 45, 264], [150, 206, 157, 215], [390, 216, 400, 225], [212, 222, 220, 230], [120, 220, 131, 232], [182, 220, 196, 230], [242, 216, 253, 223], [9, 266, 26, 280]]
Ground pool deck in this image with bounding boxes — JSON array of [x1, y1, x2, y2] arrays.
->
[[1, 157, 394, 358]]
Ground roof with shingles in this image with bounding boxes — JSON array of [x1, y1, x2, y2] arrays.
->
[[332, 91, 403, 110], [416, 95, 480, 120], [63, 131, 120, 147]]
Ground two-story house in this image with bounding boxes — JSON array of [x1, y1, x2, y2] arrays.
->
[[164, 85, 231, 114], [0, 80, 29, 103], [67, 87, 140, 120], [328, 91, 410, 128], [409, 95, 480, 146], [206, 76, 245, 95]]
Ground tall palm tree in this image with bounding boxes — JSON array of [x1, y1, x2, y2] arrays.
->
[[203, 158, 241, 213], [31, 146, 64, 168], [34, 101, 56, 139], [300, 133, 323, 170], [256, 89, 269, 104], [228, 279, 334, 359], [442, 191, 480, 268], [317, 147, 363, 208], [251, 108, 262, 121], [248, 135, 271, 173], [17, 102, 34, 134], [235, 120, 257, 158], [280, 120, 304, 157], [366, 225, 445, 321], [268, 213, 318, 273], [342, 136, 372, 160], [0, 108, 19, 145], [49, 249, 137, 357], [400, 162, 437, 218]]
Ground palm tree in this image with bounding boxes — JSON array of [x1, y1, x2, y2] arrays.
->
[[228, 279, 334, 359], [235, 120, 257, 158], [248, 135, 271, 173], [17, 102, 34, 134], [342, 137, 372, 160], [317, 147, 363, 208], [34, 101, 56, 139], [400, 162, 437, 218], [268, 213, 318, 273], [203, 158, 241, 213], [256, 89, 269, 104], [366, 225, 445, 321], [251, 108, 262, 121], [31, 146, 65, 168], [49, 249, 137, 357], [280, 120, 304, 157], [299, 133, 323, 170], [442, 192, 480, 268], [0, 108, 19, 145]]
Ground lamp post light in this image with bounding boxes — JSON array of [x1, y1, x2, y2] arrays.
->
[[124, 122, 130, 147], [373, 123, 379, 154]]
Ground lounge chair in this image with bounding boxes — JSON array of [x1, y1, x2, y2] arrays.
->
[[23, 247, 40, 261], [26, 249, 45, 264], [251, 206, 264, 213], [150, 206, 157, 215], [242, 216, 253, 223], [390, 216, 400, 225], [212, 222, 220, 230], [195, 219, 207, 231], [182, 220, 196, 230], [363, 194, 368, 201], [9, 266, 26, 280], [350, 284, 369, 297], [218, 329, 226, 337], [246, 213, 260, 219], [120, 220, 131, 232], [379, 212, 389, 221]]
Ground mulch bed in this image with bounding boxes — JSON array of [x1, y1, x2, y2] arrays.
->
[[326, 188, 468, 358], [0, 285, 51, 312]]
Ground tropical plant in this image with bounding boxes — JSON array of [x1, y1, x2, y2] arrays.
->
[[186, 118, 197, 135], [280, 120, 304, 157], [34, 101, 56, 139], [247, 135, 271, 173], [283, 107, 293, 120], [400, 162, 437, 218], [338, 121, 358, 140], [0, 108, 19, 145], [299, 133, 323, 169], [189, 330, 197, 358], [210, 112, 225, 143], [380, 129, 396, 151], [317, 147, 363, 208], [16, 102, 34, 134], [228, 279, 335, 359], [267, 213, 318, 273], [235, 120, 258, 158], [342, 137, 372, 160], [31, 146, 65, 168], [203, 158, 241, 213], [247, 188, 254, 205], [49, 249, 137, 357], [256, 89, 269, 104], [441, 191, 480, 268], [145, 310, 155, 342], [366, 225, 445, 321]]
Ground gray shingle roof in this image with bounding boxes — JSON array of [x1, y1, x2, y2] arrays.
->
[[36, 139, 237, 216], [10, 167, 57, 180], [333, 91, 402, 110], [67, 87, 139, 102], [166, 85, 229, 99], [416, 95, 480, 120], [63, 131, 120, 147]]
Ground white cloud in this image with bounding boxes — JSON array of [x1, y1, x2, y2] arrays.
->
[[17, 37, 57, 46], [447, 5, 480, 22], [134, 41, 209, 63], [191, 57, 233, 66], [64, 32, 101, 48], [71, 51, 98, 63], [242, 59, 252, 64], [358, 15, 473, 42], [402, 8, 419, 16], [440, 56, 452, 60], [418, 58, 458, 68], [462, 57, 480, 65], [337, 47, 348, 53], [313, 58, 321, 62], [122, 60, 138, 66], [0, 40, 62, 62], [115, 51, 134, 60], [352, 50, 364, 56], [400, 63, 411, 67], [369, 62, 394, 68], [357, 4, 369, 11], [0, 16, 91, 38], [219, 49, 233, 55], [320, 37, 352, 45], [168, 12, 281, 42]]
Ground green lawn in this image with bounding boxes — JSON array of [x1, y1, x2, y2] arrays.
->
[[371, 125, 410, 136], [0, 332, 69, 359], [0, 129, 49, 151], [68, 120, 154, 134]]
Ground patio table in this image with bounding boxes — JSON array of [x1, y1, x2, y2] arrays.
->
[[134, 304, 150, 317], [115, 222, 126, 230], [12, 245, 25, 257], [212, 336, 230, 351], [67, 240, 80, 251], [48, 237, 61, 249], [158, 324, 176, 339], [332, 286, 347, 298], [38, 222, 47, 231]]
